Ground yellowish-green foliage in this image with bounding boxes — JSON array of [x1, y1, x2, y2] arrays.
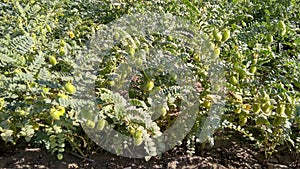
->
[[0, 0, 299, 160]]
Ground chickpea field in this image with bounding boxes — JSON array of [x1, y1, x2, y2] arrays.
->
[[0, 0, 300, 168]]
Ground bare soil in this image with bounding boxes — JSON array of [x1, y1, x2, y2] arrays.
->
[[1, 131, 299, 169]]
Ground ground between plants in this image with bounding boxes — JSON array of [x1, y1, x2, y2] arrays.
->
[[1, 130, 299, 169]]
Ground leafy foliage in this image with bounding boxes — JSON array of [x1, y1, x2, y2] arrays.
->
[[0, 0, 299, 160]]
